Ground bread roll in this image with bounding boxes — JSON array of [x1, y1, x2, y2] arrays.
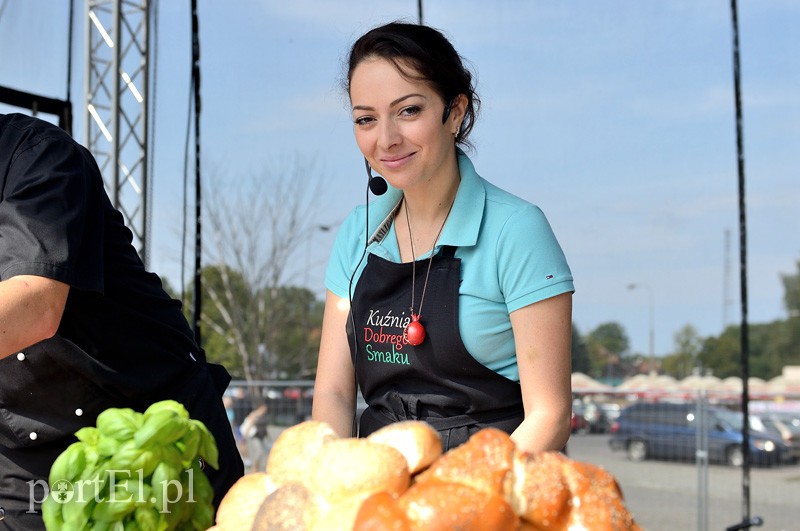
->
[[309, 490, 414, 531], [306, 438, 411, 503], [215, 472, 278, 530], [414, 427, 515, 496], [560, 460, 641, 531], [252, 482, 322, 531], [267, 420, 338, 485], [366, 421, 442, 474], [353, 491, 412, 531], [504, 450, 571, 529], [309, 494, 363, 531], [214, 423, 641, 531], [398, 481, 520, 530]]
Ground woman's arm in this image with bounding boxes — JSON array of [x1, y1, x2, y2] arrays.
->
[[311, 290, 358, 437], [0, 275, 69, 360], [509, 291, 573, 453]]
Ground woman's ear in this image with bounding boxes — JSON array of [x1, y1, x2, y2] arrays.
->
[[447, 94, 468, 135]]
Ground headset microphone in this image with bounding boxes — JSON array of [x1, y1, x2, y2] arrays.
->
[[369, 175, 388, 196], [364, 158, 388, 196], [441, 97, 455, 124]]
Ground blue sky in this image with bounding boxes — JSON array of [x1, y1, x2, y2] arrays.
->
[[1, 1, 798, 359]]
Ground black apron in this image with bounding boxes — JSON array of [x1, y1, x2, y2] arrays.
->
[[0, 338, 243, 531], [350, 245, 524, 451]]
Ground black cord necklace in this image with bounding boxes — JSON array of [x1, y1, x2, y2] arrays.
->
[[402, 196, 455, 346]]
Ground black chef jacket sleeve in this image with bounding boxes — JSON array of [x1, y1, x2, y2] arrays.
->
[[0, 129, 104, 293]]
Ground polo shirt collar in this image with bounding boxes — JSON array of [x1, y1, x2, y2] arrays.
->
[[440, 149, 484, 248], [367, 148, 485, 252]]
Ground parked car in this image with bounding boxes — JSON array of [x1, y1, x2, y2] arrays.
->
[[750, 412, 800, 462], [608, 402, 791, 467], [571, 410, 589, 434], [599, 403, 622, 428], [573, 400, 609, 433]]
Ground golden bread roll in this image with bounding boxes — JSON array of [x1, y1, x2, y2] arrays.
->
[[504, 450, 571, 529], [215, 472, 278, 530], [267, 420, 338, 485], [398, 481, 520, 530], [366, 420, 442, 474], [311, 490, 412, 531], [252, 482, 322, 531], [306, 438, 411, 503], [414, 427, 515, 497], [309, 494, 363, 531], [560, 460, 642, 531], [353, 491, 412, 531], [214, 423, 641, 531]]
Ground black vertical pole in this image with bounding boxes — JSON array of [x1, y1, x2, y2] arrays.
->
[[417, 0, 423, 25], [729, 0, 751, 523], [64, 0, 74, 136], [191, 0, 202, 345]]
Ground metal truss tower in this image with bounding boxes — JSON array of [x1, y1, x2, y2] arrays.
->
[[84, 0, 150, 264]]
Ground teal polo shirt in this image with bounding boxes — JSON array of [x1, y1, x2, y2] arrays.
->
[[325, 150, 574, 381]]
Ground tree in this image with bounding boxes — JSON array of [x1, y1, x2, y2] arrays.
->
[[586, 322, 630, 380], [263, 286, 325, 378], [571, 324, 591, 375], [188, 265, 252, 377], [661, 324, 703, 378], [693, 257, 800, 380], [698, 326, 741, 378], [780, 258, 800, 316], [195, 156, 328, 381], [780, 257, 800, 370]]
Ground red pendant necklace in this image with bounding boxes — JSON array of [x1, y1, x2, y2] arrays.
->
[[403, 197, 455, 346]]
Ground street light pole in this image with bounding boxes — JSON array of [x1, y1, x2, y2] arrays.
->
[[627, 283, 655, 373]]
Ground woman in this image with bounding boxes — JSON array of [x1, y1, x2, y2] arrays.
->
[[312, 22, 574, 453]]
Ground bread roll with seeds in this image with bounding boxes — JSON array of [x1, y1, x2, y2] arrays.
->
[[266, 420, 338, 485], [414, 427, 515, 496], [366, 420, 442, 474], [214, 472, 277, 530], [398, 481, 520, 530], [504, 450, 571, 529], [305, 438, 410, 503]]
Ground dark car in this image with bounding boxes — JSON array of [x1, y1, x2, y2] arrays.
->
[[608, 402, 791, 467], [571, 410, 589, 434], [599, 403, 622, 426], [573, 400, 612, 433], [750, 412, 800, 462]]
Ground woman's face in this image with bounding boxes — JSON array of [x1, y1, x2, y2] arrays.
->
[[349, 58, 462, 191]]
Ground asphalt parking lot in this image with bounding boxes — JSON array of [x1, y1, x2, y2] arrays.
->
[[567, 434, 800, 531]]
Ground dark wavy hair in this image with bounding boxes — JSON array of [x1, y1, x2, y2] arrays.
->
[[346, 22, 480, 150]]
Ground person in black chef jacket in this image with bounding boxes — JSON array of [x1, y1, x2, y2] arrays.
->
[[0, 112, 244, 530]]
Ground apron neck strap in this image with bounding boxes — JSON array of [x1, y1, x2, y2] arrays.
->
[[439, 245, 457, 258]]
